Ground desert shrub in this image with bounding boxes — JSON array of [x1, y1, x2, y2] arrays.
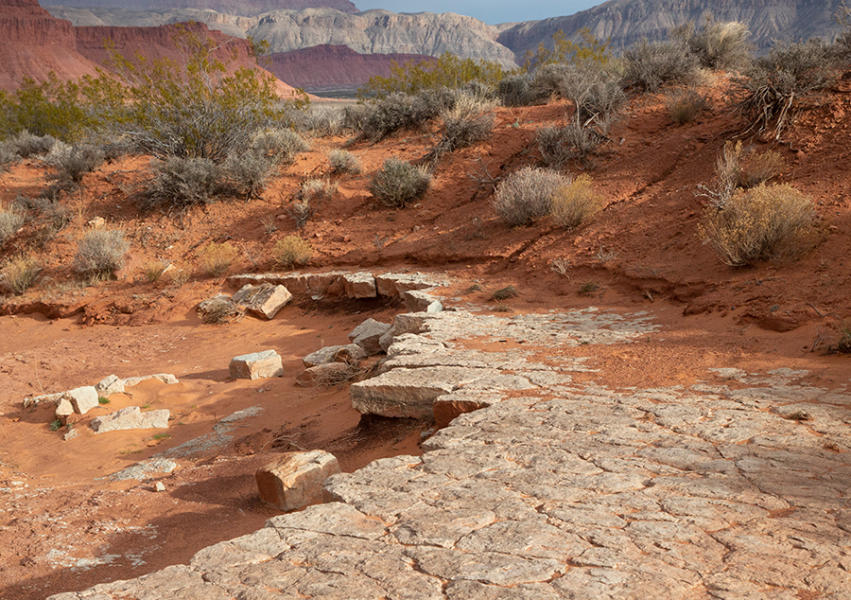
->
[[497, 74, 548, 106], [0, 208, 24, 245], [551, 174, 603, 229], [738, 148, 784, 188], [359, 88, 456, 141], [45, 142, 104, 184], [734, 39, 837, 139], [289, 199, 312, 229], [299, 178, 336, 203], [223, 149, 274, 199], [493, 166, 568, 226], [250, 128, 309, 164], [144, 157, 220, 209], [290, 104, 345, 136], [142, 260, 169, 283], [369, 159, 431, 208], [524, 28, 613, 71], [72, 229, 129, 279], [328, 149, 361, 174], [536, 123, 605, 167], [2, 130, 57, 158], [199, 241, 239, 277], [426, 94, 495, 165], [361, 52, 509, 97], [342, 103, 373, 131], [622, 40, 701, 92], [700, 183, 816, 266], [673, 19, 752, 70], [666, 89, 709, 124], [544, 63, 625, 130], [699, 141, 785, 208], [1, 255, 41, 294], [275, 235, 312, 268]]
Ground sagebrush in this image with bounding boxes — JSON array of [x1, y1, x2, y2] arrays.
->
[[275, 235, 312, 268], [493, 167, 568, 226], [550, 174, 603, 229], [369, 159, 431, 208], [73, 229, 129, 278]]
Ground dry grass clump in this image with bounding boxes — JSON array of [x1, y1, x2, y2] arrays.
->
[[2, 131, 57, 159], [250, 128, 309, 164], [666, 89, 709, 124], [144, 157, 220, 209], [426, 94, 495, 166], [142, 260, 169, 283], [369, 158, 431, 208], [700, 141, 784, 208], [493, 167, 568, 226], [72, 229, 129, 279], [1, 255, 41, 294], [738, 148, 784, 188], [622, 40, 701, 92], [674, 19, 752, 70], [700, 183, 816, 266], [45, 142, 104, 185], [551, 175, 603, 229], [359, 88, 456, 141], [199, 242, 239, 277], [275, 235, 312, 268], [537, 123, 605, 167], [300, 178, 337, 203], [0, 207, 24, 245], [328, 149, 362, 174]]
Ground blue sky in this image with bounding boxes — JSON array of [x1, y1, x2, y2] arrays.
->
[[358, 1, 605, 24]]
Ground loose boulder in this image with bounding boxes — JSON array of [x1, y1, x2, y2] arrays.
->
[[63, 386, 99, 415], [230, 350, 284, 380], [348, 318, 391, 355], [302, 344, 366, 368], [233, 283, 292, 320], [123, 373, 179, 387], [255, 450, 340, 511], [90, 406, 170, 433]]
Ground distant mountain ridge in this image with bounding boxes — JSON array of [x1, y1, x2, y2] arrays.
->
[[41, 0, 357, 17]]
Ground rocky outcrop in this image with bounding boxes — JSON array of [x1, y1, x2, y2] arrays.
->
[[262, 44, 435, 93], [43, 0, 358, 16], [497, 0, 847, 59]]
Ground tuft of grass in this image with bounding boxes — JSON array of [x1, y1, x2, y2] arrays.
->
[[142, 260, 169, 283], [622, 40, 700, 92], [199, 242, 239, 277], [369, 159, 431, 208], [700, 183, 816, 267], [49, 418, 63, 431], [738, 148, 784, 188], [578, 282, 599, 296], [0, 208, 25, 245], [299, 178, 336, 203], [550, 174, 603, 230], [99, 397, 110, 404], [274, 235, 312, 269], [828, 323, 851, 354], [490, 286, 518, 301], [1, 255, 41, 295]]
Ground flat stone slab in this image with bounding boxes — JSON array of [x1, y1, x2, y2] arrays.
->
[[342, 272, 377, 298], [256, 450, 340, 511], [91, 406, 169, 433], [232, 283, 292, 319], [122, 373, 179, 387], [109, 458, 178, 481], [230, 350, 283, 380]]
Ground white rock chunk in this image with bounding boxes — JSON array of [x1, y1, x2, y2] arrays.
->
[[233, 283, 292, 319], [90, 406, 169, 433], [230, 350, 284, 380], [255, 450, 340, 511]]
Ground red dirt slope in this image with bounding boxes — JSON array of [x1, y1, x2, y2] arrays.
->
[[262, 44, 435, 93]]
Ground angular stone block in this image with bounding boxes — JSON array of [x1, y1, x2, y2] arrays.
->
[[96, 374, 125, 396], [55, 397, 74, 423], [63, 386, 99, 415], [303, 344, 366, 368], [233, 283, 292, 320], [256, 450, 340, 511], [23, 392, 62, 409], [348, 318, 392, 355], [230, 350, 284, 380], [343, 272, 377, 298], [91, 406, 169, 433], [296, 363, 356, 387], [403, 289, 443, 313]]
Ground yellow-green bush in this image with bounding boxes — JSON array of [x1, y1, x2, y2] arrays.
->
[[199, 241, 239, 277], [551, 175, 603, 229], [274, 235, 312, 268]]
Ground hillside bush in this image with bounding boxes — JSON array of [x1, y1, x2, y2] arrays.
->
[[551, 174, 603, 229], [2, 131, 57, 158], [369, 159, 431, 207], [0, 208, 24, 245], [73, 229, 129, 279], [328, 149, 361, 174], [45, 142, 105, 185], [275, 235, 312, 268], [493, 167, 568, 226], [426, 94, 495, 165], [361, 52, 509, 97], [700, 183, 816, 266], [537, 123, 605, 167], [524, 28, 613, 71], [250, 128, 309, 164], [699, 141, 786, 208], [223, 149, 274, 199], [359, 88, 456, 141], [673, 19, 752, 70], [1, 255, 41, 295], [144, 157, 220, 209], [622, 40, 701, 92], [734, 39, 837, 139], [299, 178, 336, 203], [666, 89, 709, 124], [199, 241, 239, 276], [496, 74, 548, 107]]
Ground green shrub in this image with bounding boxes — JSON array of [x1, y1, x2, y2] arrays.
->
[[361, 52, 509, 97], [144, 157, 220, 209], [700, 183, 816, 266], [369, 159, 431, 207], [73, 229, 129, 279], [550, 174, 603, 229], [275, 235, 312, 268], [537, 123, 604, 167], [666, 89, 709, 124], [0, 208, 24, 245], [622, 40, 701, 92], [45, 142, 104, 184], [493, 166, 567, 226], [328, 149, 361, 174], [1, 255, 41, 294]]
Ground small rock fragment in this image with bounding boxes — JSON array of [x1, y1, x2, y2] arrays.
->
[[233, 283, 292, 320], [87, 216, 105, 228], [54, 398, 74, 423], [61, 386, 99, 415], [90, 406, 170, 433], [348, 318, 391, 355], [256, 450, 340, 511], [197, 295, 243, 324], [154, 482, 166, 492], [403, 289, 443, 313], [63, 428, 79, 441], [230, 350, 284, 380]]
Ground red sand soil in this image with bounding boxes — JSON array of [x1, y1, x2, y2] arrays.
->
[[1, 74, 850, 598]]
